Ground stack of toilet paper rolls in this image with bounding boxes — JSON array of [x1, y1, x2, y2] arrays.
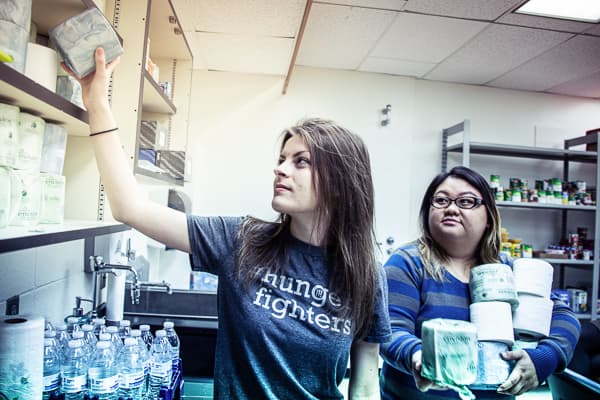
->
[[469, 263, 518, 389]]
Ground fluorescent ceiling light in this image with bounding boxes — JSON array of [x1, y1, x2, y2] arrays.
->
[[515, 0, 600, 23]]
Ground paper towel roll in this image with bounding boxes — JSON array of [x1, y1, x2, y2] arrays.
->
[[25, 43, 58, 92], [513, 258, 553, 298], [470, 341, 511, 390], [513, 294, 554, 339], [470, 263, 518, 310], [470, 301, 514, 345], [106, 271, 126, 324], [0, 314, 44, 399]]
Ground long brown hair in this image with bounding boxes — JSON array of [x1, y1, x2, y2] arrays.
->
[[417, 166, 502, 281], [236, 118, 377, 339]]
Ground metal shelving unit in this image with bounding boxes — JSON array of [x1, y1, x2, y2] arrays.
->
[[442, 119, 600, 320]]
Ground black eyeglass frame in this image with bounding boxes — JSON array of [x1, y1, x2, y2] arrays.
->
[[430, 195, 484, 210]]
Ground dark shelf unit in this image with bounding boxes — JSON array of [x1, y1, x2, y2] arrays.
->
[[442, 119, 600, 320]]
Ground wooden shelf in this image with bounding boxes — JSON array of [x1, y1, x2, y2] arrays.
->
[[0, 220, 130, 253], [142, 70, 176, 114], [0, 63, 89, 136]]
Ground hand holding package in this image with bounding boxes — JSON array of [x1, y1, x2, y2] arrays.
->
[[49, 7, 122, 78]]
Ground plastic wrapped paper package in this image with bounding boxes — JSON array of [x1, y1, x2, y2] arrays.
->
[[16, 112, 45, 172], [0, 166, 22, 228], [56, 75, 85, 108], [470, 263, 518, 310], [40, 123, 67, 175], [49, 7, 123, 79], [0, 103, 20, 168], [421, 318, 478, 400], [469, 341, 511, 390], [0, 19, 29, 73], [140, 120, 167, 149], [0, 0, 32, 28], [39, 173, 65, 224], [9, 170, 41, 228], [156, 150, 186, 180]]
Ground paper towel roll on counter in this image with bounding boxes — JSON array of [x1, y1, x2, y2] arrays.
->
[[0, 314, 44, 399]]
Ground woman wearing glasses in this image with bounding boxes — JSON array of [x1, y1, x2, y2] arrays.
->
[[379, 166, 580, 399]]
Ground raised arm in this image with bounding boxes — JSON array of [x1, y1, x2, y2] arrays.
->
[[66, 47, 190, 252]]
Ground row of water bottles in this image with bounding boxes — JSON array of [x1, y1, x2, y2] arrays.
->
[[44, 317, 180, 400]]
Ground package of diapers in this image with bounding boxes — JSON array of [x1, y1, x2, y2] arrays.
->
[[49, 7, 122, 79]]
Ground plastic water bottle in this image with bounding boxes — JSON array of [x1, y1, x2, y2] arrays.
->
[[88, 341, 119, 400], [163, 321, 180, 371], [98, 332, 116, 359], [149, 330, 172, 399], [55, 323, 70, 361], [92, 317, 107, 338], [131, 329, 150, 396], [82, 324, 97, 357], [66, 316, 81, 337], [106, 326, 122, 354], [117, 337, 146, 400], [61, 339, 88, 400], [140, 324, 153, 350], [119, 319, 132, 340], [43, 337, 62, 399]]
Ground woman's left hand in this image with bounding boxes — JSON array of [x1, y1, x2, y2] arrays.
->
[[496, 349, 539, 396]]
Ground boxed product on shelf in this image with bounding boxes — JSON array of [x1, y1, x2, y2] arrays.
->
[[156, 150, 186, 180], [138, 148, 157, 165], [140, 120, 167, 149], [49, 7, 123, 79]]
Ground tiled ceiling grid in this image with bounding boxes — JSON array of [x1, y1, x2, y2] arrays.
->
[[172, 0, 600, 98]]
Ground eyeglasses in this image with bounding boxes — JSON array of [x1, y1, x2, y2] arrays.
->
[[430, 195, 483, 210]]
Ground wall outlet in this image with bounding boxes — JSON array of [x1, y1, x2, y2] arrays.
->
[[6, 295, 19, 315]]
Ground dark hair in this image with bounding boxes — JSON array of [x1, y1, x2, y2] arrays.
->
[[417, 166, 501, 280], [236, 118, 377, 339]]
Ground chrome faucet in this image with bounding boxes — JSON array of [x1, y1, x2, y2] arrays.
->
[[138, 280, 173, 295], [90, 255, 141, 305]]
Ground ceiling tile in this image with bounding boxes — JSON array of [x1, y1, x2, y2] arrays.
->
[[296, 3, 396, 69], [371, 12, 488, 63], [189, 32, 294, 75], [315, 0, 406, 10], [497, 12, 595, 33], [359, 56, 435, 77], [548, 70, 600, 99], [404, 0, 521, 20], [172, 0, 306, 37], [489, 35, 600, 91], [425, 24, 572, 84]]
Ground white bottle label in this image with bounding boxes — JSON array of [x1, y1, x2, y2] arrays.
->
[[89, 374, 119, 393], [150, 360, 171, 378], [62, 374, 87, 393], [120, 371, 145, 388], [43, 372, 60, 391]]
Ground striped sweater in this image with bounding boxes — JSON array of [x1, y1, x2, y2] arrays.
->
[[379, 242, 581, 400]]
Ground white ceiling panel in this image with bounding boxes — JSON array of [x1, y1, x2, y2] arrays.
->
[[404, 0, 521, 20], [371, 12, 488, 63], [425, 24, 572, 84], [315, 0, 406, 11], [172, 0, 306, 37], [296, 3, 396, 69], [189, 32, 295, 75], [359, 56, 435, 77], [490, 35, 600, 91], [548, 71, 600, 99], [497, 12, 594, 33]]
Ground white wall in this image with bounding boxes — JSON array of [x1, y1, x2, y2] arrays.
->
[[187, 66, 600, 265]]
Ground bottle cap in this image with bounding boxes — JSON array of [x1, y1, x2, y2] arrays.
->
[[163, 321, 174, 329]]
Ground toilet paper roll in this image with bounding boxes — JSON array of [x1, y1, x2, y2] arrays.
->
[[470, 263, 518, 310], [470, 341, 511, 390], [513, 294, 554, 340], [513, 258, 553, 298], [106, 271, 126, 324], [0, 314, 44, 399], [470, 301, 514, 345], [25, 43, 58, 92]]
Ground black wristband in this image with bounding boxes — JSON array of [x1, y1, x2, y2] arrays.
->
[[90, 127, 118, 136]]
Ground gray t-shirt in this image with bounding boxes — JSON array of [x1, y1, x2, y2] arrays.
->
[[187, 215, 391, 399]]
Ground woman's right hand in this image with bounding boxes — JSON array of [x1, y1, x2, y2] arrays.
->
[[411, 350, 447, 392], [61, 47, 120, 114]]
